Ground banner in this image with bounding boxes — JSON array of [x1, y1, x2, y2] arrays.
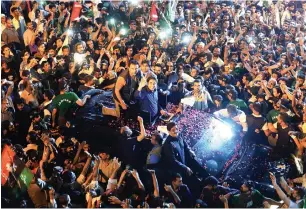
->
[[150, 2, 158, 22], [70, 2, 82, 22]]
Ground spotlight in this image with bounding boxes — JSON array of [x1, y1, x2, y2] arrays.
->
[[129, 0, 138, 5], [109, 18, 115, 25], [159, 31, 167, 40], [119, 28, 127, 35], [182, 35, 192, 44], [209, 118, 233, 149], [67, 29, 73, 36]]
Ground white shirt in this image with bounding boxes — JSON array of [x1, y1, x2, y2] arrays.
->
[[214, 108, 248, 132]]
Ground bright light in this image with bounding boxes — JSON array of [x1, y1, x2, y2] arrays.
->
[[67, 29, 73, 36], [182, 35, 192, 44], [159, 32, 167, 39], [109, 18, 115, 25], [129, 0, 138, 5], [119, 28, 127, 35], [209, 118, 233, 150]]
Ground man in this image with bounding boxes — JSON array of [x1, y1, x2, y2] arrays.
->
[[246, 102, 267, 145], [20, 80, 39, 109], [214, 104, 248, 136], [179, 80, 213, 112], [11, 7, 26, 38], [164, 173, 193, 208], [162, 122, 208, 178], [1, 18, 21, 46], [135, 76, 166, 122], [270, 173, 305, 208], [146, 132, 164, 166], [98, 147, 116, 189], [102, 60, 141, 118], [140, 60, 156, 79], [266, 112, 295, 158], [115, 116, 146, 169], [227, 89, 248, 113], [52, 79, 91, 128], [199, 176, 238, 208], [23, 21, 36, 47], [1, 14, 6, 33], [229, 180, 281, 208]]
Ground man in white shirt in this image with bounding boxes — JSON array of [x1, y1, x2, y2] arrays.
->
[[1, 14, 6, 33], [214, 104, 248, 135]]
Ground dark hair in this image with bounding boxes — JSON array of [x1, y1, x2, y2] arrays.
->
[[62, 45, 70, 51], [44, 89, 54, 100], [227, 104, 238, 115], [141, 59, 151, 66], [152, 132, 163, 145], [1, 45, 9, 54], [171, 173, 182, 182], [15, 98, 25, 105], [10, 7, 18, 13], [204, 176, 219, 186], [278, 112, 290, 124], [167, 122, 177, 131], [293, 186, 305, 199], [129, 60, 139, 67], [84, 75, 94, 83], [147, 76, 157, 83], [49, 4, 56, 9]]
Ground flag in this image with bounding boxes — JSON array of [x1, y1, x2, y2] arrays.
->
[[1, 145, 34, 193], [70, 2, 82, 22], [150, 2, 158, 22]]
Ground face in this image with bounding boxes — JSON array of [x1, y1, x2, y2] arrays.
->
[[169, 125, 179, 137], [27, 22, 33, 30], [99, 152, 109, 161], [191, 68, 198, 77], [213, 48, 221, 57], [38, 44, 45, 52], [43, 62, 50, 71], [76, 44, 84, 53], [141, 63, 149, 73], [154, 66, 161, 75], [1, 16, 6, 24], [172, 177, 183, 188], [3, 47, 10, 55], [127, 48, 133, 56], [17, 103, 24, 111], [147, 79, 157, 91], [63, 48, 69, 56], [272, 88, 280, 97], [193, 82, 201, 92], [6, 19, 12, 28], [129, 64, 138, 77], [240, 184, 249, 193]]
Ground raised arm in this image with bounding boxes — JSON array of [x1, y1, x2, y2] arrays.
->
[[148, 170, 159, 197], [137, 116, 146, 142]]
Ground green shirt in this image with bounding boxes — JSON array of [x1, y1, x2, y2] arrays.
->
[[52, 92, 79, 116], [266, 109, 279, 124], [231, 190, 264, 208], [229, 99, 248, 110]]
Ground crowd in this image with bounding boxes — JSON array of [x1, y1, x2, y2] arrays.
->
[[1, 0, 306, 208]]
